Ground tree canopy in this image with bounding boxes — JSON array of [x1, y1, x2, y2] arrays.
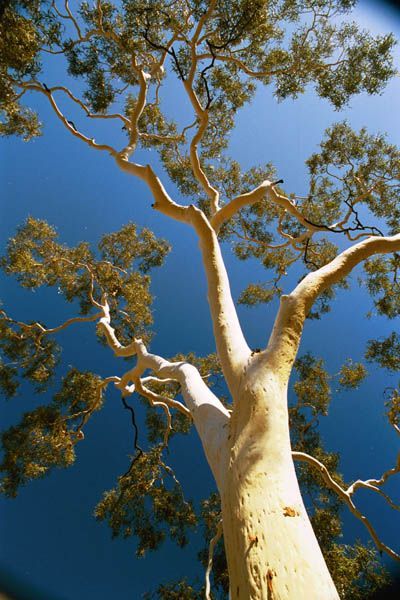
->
[[0, 0, 399, 598]]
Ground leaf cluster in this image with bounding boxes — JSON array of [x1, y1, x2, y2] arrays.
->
[[1, 217, 170, 346], [0, 367, 101, 497], [94, 446, 197, 557]]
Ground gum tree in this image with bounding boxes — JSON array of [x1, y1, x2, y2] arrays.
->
[[1, 1, 399, 598]]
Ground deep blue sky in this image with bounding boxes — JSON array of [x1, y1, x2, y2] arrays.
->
[[1, 1, 400, 598]]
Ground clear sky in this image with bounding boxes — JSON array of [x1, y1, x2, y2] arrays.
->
[[0, 1, 400, 598]]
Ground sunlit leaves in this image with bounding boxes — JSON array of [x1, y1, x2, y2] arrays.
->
[[0, 359, 19, 399], [0, 316, 60, 392], [54, 368, 104, 415], [95, 446, 197, 556], [0, 0, 58, 139], [338, 360, 367, 389], [238, 283, 277, 306], [0, 405, 77, 498], [0, 366, 103, 496], [307, 122, 400, 235], [366, 333, 400, 372], [364, 256, 400, 319], [144, 579, 202, 600], [0, 103, 41, 141], [99, 222, 170, 273], [0, 6, 40, 74], [385, 386, 400, 432], [294, 353, 331, 416], [315, 29, 396, 109], [1, 217, 170, 344], [324, 543, 389, 600]]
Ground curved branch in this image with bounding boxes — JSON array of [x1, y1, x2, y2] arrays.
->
[[293, 451, 400, 562], [182, 1, 220, 215], [38, 312, 103, 336], [266, 233, 400, 379], [205, 519, 223, 600], [135, 378, 173, 447], [120, 65, 150, 159], [294, 233, 400, 311], [211, 179, 299, 234], [49, 85, 129, 126], [188, 115, 220, 214], [96, 302, 229, 475], [136, 378, 191, 418], [16, 81, 117, 155], [97, 298, 138, 357], [115, 159, 250, 391]]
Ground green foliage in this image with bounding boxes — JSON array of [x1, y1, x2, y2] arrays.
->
[[238, 283, 277, 306], [99, 222, 170, 273], [1, 217, 170, 345], [0, 314, 60, 392], [0, 405, 77, 498], [0, 217, 170, 501], [54, 368, 104, 414], [364, 256, 400, 319], [366, 332, 400, 372], [307, 123, 400, 236], [385, 386, 400, 432], [0, 368, 102, 497], [293, 352, 331, 416], [338, 360, 368, 389], [94, 446, 197, 557], [325, 543, 389, 600], [0, 0, 59, 139], [143, 580, 202, 600]]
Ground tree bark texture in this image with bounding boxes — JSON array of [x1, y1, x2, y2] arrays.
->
[[215, 367, 339, 599]]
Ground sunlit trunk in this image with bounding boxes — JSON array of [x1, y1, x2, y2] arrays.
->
[[219, 370, 339, 600]]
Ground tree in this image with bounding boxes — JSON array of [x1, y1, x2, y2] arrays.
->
[[1, 1, 399, 598]]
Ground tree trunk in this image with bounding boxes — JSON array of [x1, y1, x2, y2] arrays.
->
[[219, 366, 339, 600]]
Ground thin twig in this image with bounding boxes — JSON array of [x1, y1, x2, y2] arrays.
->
[[205, 519, 223, 600]]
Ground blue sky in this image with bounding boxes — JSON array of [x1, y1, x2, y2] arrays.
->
[[1, 1, 400, 598]]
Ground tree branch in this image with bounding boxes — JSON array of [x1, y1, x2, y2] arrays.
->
[[293, 451, 400, 562], [120, 64, 150, 159], [210, 179, 289, 233], [266, 233, 400, 379], [115, 338, 230, 489], [114, 159, 250, 391], [16, 81, 117, 155], [205, 518, 223, 600]]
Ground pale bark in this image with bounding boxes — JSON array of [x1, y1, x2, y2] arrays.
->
[[221, 370, 339, 600], [130, 339, 231, 489], [115, 158, 251, 394], [266, 233, 400, 381]]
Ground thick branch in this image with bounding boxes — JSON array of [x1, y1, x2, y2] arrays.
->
[[266, 234, 400, 379], [118, 339, 230, 488], [210, 179, 301, 234], [295, 233, 400, 311], [115, 159, 250, 392]]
